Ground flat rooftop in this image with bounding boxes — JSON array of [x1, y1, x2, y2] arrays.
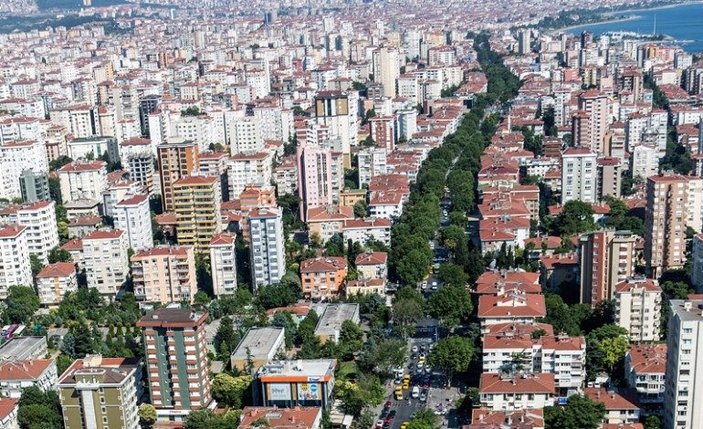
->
[[671, 299, 703, 322], [313, 303, 360, 337], [258, 359, 336, 378], [0, 337, 46, 361], [232, 327, 284, 360]]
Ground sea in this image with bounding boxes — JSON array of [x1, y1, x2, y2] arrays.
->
[[563, 2, 703, 53]]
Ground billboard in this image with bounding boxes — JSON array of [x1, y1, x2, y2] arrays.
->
[[297, 382, 321, 401], [268, 383, 292, 401]]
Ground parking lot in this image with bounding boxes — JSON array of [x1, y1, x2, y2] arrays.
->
[[375, 337, 451, 429]]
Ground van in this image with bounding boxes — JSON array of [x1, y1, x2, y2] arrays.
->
[[411, 386, 420, 399]]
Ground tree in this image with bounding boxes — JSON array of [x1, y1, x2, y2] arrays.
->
[[30, 254, 44, 281], [272, 311, 298, 348], [597, 335, 629, 371], [551, 200, 596, 236], [644, 415, 661, 429], [337, 320, 363, 360], [183, 409, 241, 429], [5, 285, 40, 324], [48, 247, 72, 263], [138, 403, 157, 428], [358, 338, 406, 375], [436, 263, 469, 288], [408, 409, 438, 429], [426, 285, 472, 329], [392, 297, 423, 339], [336, 375, 385, 416], [544, 394, 606, 429], [353, 200, 368, 218], [429, 336, 474, 386], [256, 283, 297, 309], [211, 373, 252, 408], [17, 386, 63, 429], [540, 293, 584, 336], [214, 316, 238, 360]]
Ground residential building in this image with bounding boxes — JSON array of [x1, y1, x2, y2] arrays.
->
[[358, 147, 388, 187], [57, 355, 141, 429], [0, 359, 57, 399], [663, 298, 703, 429], [312, 303, 360, 343], [102, 180, 141, 219], [579, 230, 638, 306], [342, 218, 392, 246], [58, 160, 108, 204], [229, 116, 264, 154], [300, 257, 348, 301], [0, 337, 48, 362], [230, 327, 285, 372], [131, 246, 197, 304], [561, 147, 597, 204], [137, 308, 212, 421], [0, 398, 18, 429], [645, 174, 688, 278], [467, 409, 544, 429], [209, 232, 237, 297], [82, 230, 129, 298], [119, 137, 155, 195], [314, 91, 357, 167], [0, 200, 59, 263], [255, 359, 336, 408], [249, 208, 286, 290], [597, 157, 622, 199], [18, 170, 50, 203], [477, 293, 547, 333], [67, 136, 118, 161], [238, 407, 322, 429], [307, 205, 355, 243], [114, 193, 153, 251], [355, 252, 388, 280], [576, 90, 611, 153], [625, 344, 666, 404], [173, 176, 221, 252], [614, 277, 662, 342], [0, 140, 48, 200], [584, 388, 641, 425], [36, 262, 77, 306], [297, 143, 334, 220], [157, 138, 199, 212], [0, 225, 32, 299], [374, 47, 400, 98], [228, 151, 273, 198], [479, 373, 555, 410]]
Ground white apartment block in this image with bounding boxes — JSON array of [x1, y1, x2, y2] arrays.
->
[[113, 193, 154, 251], [248, 208, 286, 290], [631, 145, 659, 180], [561, 147, 597, 204], [229, 116, 264, 154], [358, 147, 388, 187], [614, 277, 662, 342], [82, 229, 129, 298], [663, 298, 703, 429], [228, 152, 273, 197], [119, 138, 155, 194], [625, 344, 666, 404], [209, 232, 237, 297], [58, 161, 108, 204], [0, 200, 59, 263], [342, 218, 392, 246], [67, 136, 118, 162], [36, 262, 78, 306], [0, 225, 32, 299], [0, 359, 58, 399], [102, 180, 142, 219], [479, 373, 555, 411], [482, 334, 586, 393], [0, 140, 48, 199]]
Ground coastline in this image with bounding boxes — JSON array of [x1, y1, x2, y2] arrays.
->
[[554, 14, 641, 33]]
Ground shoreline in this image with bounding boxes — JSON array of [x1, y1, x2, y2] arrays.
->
[[554, 14, 641, 33]]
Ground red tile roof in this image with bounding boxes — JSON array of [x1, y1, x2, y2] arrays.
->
[[210, 232, 236, 246], [479, 373, 554, 394], [355, 252, 388, 266], [478, 294, 546, 319], [627, 344, 666, 375], [0, 224, 26, 238], [37, 262, 76, 278], [300, 257, 348, 273], [83, 229, 124, 240], [0, 398, 18, 420], [0, 359, 55, 381], [584, 387, 640, 410]]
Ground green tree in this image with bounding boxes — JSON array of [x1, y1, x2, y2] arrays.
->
[[211, 373, 252, 408], [353, 200, 368, 218], [552, 200, 596, 236], [256, 283, 297, 309], [30, 254, 44, 281], [426, 285, 472, 329], [214, 316, 238, 360], [644, 415, 661, 429], [392, 297, 423, 339], [408, 409, 438, 429], [358, 338, 406, 375], [337, 320, 363, 360], [271, 311, 298, 348], [436, 262, 469, 288], [539, 293, 584, 336], [429, 336, 474, 387], [544, 394, 606, 429], [17, 386, 63, 429], [138, 403, 157, 428], [48, 247, 72, 263], [5, 285, 40, 324]]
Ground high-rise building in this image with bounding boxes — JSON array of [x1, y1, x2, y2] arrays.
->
[[137, 307, 211, 421], [36, 262, 77, 306], [0, 200, 59, 263], [373, 47, 399, 98], [614, 277, 662, 342], [596, 157, 622, 200], [82, 230, 129, 298], [248, 208, 286, 290], [114, 193, 153, 251], [0, 225, 31, 299], [57, 355, 141, 429], [575, 90, 611, 153], [314, 91, 357, 168], [579, 230, 637, 306], [229, 116, 264, 154], [119, 138, 155, 195], [209, 233, 237, 297], [561, 147, 598, 204], [139, 94, 161, 136], [131, 246, 196, 304], [518, 30, 531, 55], [157, 139, 199, 212], [663, 298, 703, 429], [18, 170, 50, 203], [297, 143, 334, 220], [172, 176, 221, 252], [645, 175, 688, 278], [58, 161, 108, 204], [369, 116, 396, 151]]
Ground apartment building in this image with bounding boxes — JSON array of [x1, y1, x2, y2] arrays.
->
[[297, 143, 334, 220], [157, 138, 199, 212], [248, 208, 286, 290], [645, 174, 688, 278], [300, 257, 348, 301], [119, 137, 155, 194], [0, 140, 48, 200], [57, 355, 141, 429], [58, 160, 108, 204], [479, 373, 555, 411], [0, 398, 18, 429], [209, 232, 237, 297], [227, 151, 272, 198], [358, 147, 389, 187], [342, 217, 392, 246], [0, 200, 59, 263], [131, 246, 197, 304], [0, 359, 57, 399], [230, 327, 285, 372], [579, 230, 638, 306], [614, 277, 662, 342], [625, 344, 666, 404], [137, 308, 212, 421], [82, 229, 129, 299], [561, 147, 597, 204], [663, 298, 703, 429], [478, 293, 547, 333], [113, 193, 153, 251], [173, 176, 221, 252], [36, 262, 77, 306], [355, 252, 388, 280], [0, 225, 32, 299], [314, 90, 357, 167], [584, 387, 641, 425]]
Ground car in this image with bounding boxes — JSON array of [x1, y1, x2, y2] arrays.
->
[[384, 400, 392, 409], [421, 281, 428, 290], [411, 386, 420, 399], [402, 382, 410, 390], [376, 420, 384, 429], [420, 391, 427, 402], [431, 283, 438, 291], [394, 376, 402, 384], [395, 390, 404, 400], [400, 423, 409, 429], [411, 345, 418, 353], [425, 366, 432, 374], [388, 410, 397, 420], [417, 362, 424, 369], [382, 422, 391, 429], [403, 374, 411, 383]]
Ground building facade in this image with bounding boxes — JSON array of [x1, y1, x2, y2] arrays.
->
[[131, 246, 197, 304]]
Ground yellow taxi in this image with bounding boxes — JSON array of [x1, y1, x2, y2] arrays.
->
[[394, 388, 403, 400], [400, 422, 409, 429]]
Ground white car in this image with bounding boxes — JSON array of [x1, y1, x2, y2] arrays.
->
[[417, 362, 424, 370], [411, 345, 418, 353], [411, 386, 420, 399]]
